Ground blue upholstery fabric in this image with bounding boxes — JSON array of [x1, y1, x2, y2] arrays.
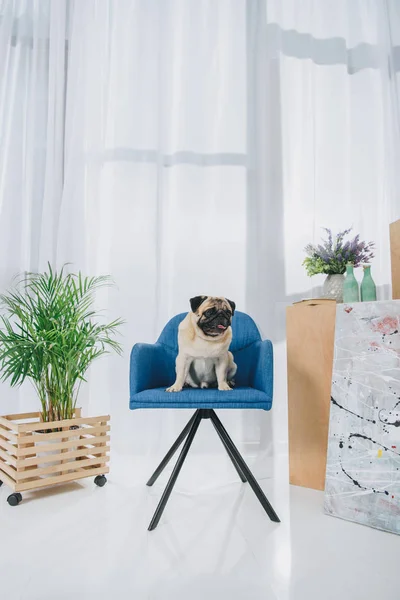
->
[[131, 387, 271, 410], [129, 311, 273, 411]]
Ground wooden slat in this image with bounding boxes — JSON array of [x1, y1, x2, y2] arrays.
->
[[15, 465, 110, 492], [0, 437, 18, 457], [58, 415, 84, 472], [0, 460, 17, 481], [17, 434, 110, 457], [0, 428, 18, 443], [18, 424, 110, 445], [0, 416, 19, 431], [18, 414, 110, 433], [3, 411, 39, 422], [98, 420, 108, 460], [0, 416, 12, 428], [80, 463, 108, 472], [17, 445, 109, 468], [18, 434, 36, 475], [16, 455, 108, 480], [3, 409, 83, 424], [0, 446, 17, 468], [0, 468, 17, 491], [59, 426, 69, 474]]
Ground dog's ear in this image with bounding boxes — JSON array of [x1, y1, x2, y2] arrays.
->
[[190, 296, 208, 313], [227, 299, 236, 315]]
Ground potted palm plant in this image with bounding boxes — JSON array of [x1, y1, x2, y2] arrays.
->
[[0, 265, 123, 506]]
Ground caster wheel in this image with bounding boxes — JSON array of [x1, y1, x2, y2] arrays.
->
[[7, 493, 22, 506], [94, 475, 107, 487]]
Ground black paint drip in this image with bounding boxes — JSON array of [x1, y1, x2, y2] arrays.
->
[[331, 397, 376, 424], [379, 399, 400, 427], [341, 465, 389, 496], [339, 434, 400, 497], [341, 465, 364, 490], [378, 410, 400, 428], [348, 433, 400, 456]]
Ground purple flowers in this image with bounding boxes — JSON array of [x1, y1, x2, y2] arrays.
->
[[303, 228, 375, 276]]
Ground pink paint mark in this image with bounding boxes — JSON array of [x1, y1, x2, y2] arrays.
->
[[344, 306, 353, 313], [370, 341, 380, 348], [371, 316, 399, 335], [392, 446, 397, 449]]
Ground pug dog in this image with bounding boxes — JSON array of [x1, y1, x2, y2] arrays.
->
[[166, 296, 237, 393]]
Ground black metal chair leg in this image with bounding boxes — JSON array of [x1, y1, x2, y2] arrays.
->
[[148, 411, 202, 531], [146, 411, 199, 486], [211, 420, 247, 483], [210, 411, 280, 523]]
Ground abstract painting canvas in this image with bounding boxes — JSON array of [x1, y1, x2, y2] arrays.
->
[[324, 301, 400, 535]]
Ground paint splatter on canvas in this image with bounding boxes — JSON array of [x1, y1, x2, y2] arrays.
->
[[324, 301, 400, 535]]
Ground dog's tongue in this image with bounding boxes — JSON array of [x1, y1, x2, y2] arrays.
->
[[217, 324, 226, 330]]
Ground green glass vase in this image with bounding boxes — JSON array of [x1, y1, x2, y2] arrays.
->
[[343, 264, 359, 303], [360, 265, 376, 301]]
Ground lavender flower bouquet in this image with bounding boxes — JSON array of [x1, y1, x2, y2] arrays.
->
[[303, 228, 375, 276]]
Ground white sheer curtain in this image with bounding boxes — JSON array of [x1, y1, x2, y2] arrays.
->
[[0, 0, 69, 418], [270, 0, 400, 304], [1, 0, 400, 486]]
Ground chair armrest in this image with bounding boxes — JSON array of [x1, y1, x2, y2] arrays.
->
[[253, 340, 273, 397], [130, 343, 176, 396], [234, 340, 273, 397]]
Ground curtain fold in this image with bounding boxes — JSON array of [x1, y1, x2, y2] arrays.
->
[[1, 0, 400, 486]]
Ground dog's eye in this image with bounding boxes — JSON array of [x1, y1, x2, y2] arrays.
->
[[204, 309, 215, 318]]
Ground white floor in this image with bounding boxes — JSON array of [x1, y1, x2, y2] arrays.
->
[[1, 445, 399, 600]]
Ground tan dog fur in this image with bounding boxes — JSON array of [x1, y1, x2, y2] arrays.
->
[[166, 297, 237, 393]]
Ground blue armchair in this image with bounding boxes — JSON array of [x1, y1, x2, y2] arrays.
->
[[130, 311, 280, 530]]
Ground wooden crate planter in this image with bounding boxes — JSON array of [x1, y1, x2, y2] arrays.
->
[[0, 408, 110, 505]]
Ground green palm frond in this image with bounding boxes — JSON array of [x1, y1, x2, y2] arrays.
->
[[0, 263, 124, 422]]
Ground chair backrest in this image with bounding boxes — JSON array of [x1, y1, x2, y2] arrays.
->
[[157, 311, 261, 352]]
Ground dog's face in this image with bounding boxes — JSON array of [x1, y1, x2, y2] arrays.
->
[[190, 296, 236, 338]]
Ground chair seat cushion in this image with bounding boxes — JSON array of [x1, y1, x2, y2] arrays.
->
[[130, 386, 272, 410]]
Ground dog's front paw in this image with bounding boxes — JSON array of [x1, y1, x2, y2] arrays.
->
[[166, 384, 183, 393], [218, 382, 233, 391]]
